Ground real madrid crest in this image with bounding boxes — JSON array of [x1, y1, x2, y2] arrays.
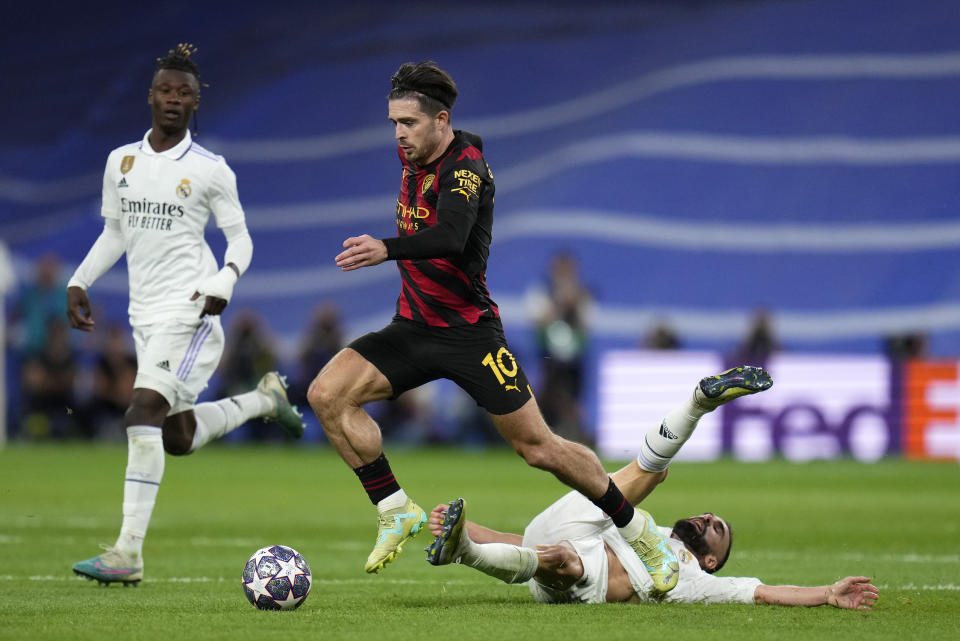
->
[[422, 174, 435, 194], [176, 178, 192, 198], [120, 155, 135, 174]]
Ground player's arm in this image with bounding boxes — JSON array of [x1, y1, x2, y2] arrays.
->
[[754, 576, 879, 609], [336, 166, 480, 270], [68, 156, 126, 331], [192, 162, 252, 316], [335, 217, 469, 270], [67, 219, 125, 332], [191, 221, 252, 317]]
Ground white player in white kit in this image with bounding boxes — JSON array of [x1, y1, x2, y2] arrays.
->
[[66, 44, 305, 586], [426, 367, 879, 610]]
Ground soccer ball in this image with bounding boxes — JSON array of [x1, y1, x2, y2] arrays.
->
[[242, 545, 312, 610]]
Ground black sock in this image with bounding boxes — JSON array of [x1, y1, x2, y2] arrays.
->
[[591, 478, 634, 528], [353, 453, 401, 505]]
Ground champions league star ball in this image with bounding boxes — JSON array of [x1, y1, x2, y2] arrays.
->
[[242, 545, 312, 610]]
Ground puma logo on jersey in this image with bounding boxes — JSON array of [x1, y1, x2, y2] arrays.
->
[[659, 421, 679, 440], [156, 360, 171, 371], [505, 379, 520, 392], [451, 187, 472, 201], [118, 177, 129, 188]]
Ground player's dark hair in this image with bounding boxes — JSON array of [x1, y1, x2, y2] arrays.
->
[[153, 43, 203, 136], [388, 61, 458, 117], [712, 521, 733, 574], [155, 42, 201, 80]]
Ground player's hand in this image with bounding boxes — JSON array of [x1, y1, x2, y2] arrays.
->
[[336, 235, 387, 271], [428, 504, 448, 537], [190, 292, 228, 317], [826, 576, 879, 610], [66, 285, 95, 331]]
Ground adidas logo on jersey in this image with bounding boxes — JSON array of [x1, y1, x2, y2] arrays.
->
[[118, 177, 129, 188], [659, 420, 679, 440], [156, 360, 171, 371]]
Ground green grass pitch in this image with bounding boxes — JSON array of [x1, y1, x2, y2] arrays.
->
[[0, 444, 957, 641]]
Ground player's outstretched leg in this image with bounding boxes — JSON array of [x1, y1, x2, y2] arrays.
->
[[190, 371, 306, 452], [620, 507, 679, 593], [365, 497, 427, 573], [696, 365, 772, 410], [426, 498, 468, 565], [73, 545, 143, 587], [637, 364, 772, 474], [257, 371, 306, 438], [424, 498, 539, 584]]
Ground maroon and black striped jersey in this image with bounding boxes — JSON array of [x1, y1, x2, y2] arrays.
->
[[381, 130, 500, 327]]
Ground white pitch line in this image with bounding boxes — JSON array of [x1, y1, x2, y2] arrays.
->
[[0, 575, 491, 586], [1, 575, 958, 591], [738, 551, 960, 564], [0, 532, 377, 552], [188, 537, 271, 549], [874, 583, 960, 591], [1, 516, 105, 529]]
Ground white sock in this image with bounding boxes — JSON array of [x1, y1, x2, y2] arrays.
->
[[458, 539, 539, 584], [636, 390, 710, 472], [114, 425, 164, 559], [617, 507, 648, 541], [377, 488, 409, 512], [190, 390, 275, 451]]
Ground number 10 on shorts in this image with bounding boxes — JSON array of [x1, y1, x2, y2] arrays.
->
[[482, 347, 519, 390]]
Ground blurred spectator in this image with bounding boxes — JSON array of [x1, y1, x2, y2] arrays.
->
[[732, 308, 779, 366], [11, 254, 78, 439], [387, 380, 499, 447], [885, 332, 928, 361], [377, 387, 437, 446], [294, 305, 490, 448], [216, 310, 279, 440], [644, 320, 681, 350], [292, 302, 344, 403], [444, 388, 502, 446], [1, 240, 14, 443], [13, 254, 65, 358], [84, 324, 137, 439], [20, 318, 79, 438], [527, 251, 594, 445]]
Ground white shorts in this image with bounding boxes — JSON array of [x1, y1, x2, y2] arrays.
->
[[522, 492, 612, 604], [132, 317, 224, 414]]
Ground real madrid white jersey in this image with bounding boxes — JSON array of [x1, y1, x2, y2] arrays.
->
[[605, 524, 761, 605], [525, 491, 761, 605], [102, 129, 245, 326]]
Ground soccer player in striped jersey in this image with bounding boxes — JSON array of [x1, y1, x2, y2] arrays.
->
[[309, 61, 702, 587], [66, 44, 305, 586]]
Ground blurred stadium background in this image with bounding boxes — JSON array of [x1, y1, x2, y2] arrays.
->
[[2, 0, 959, 462]]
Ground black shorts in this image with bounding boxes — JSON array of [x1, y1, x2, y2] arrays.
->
[[348, 316, 533, 415]]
